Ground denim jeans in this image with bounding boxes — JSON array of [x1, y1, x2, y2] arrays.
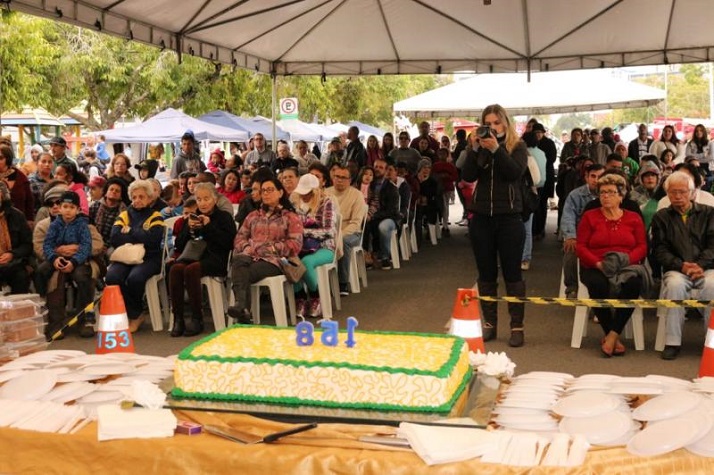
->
[[377, 219, 396, 260], [661, 269, 714, 346], [521, 214, 533, 262], [338, 233, 362, 285]]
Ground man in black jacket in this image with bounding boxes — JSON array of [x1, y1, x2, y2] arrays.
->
[[652, 171, 714, 360], [628, 124, 653, 164], [344, 126, 366, 169], [366, 158, 400, 270], [533, 123, 557, 239]]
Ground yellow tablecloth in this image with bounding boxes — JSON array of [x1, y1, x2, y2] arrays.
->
[[2, 410, 714, 474]]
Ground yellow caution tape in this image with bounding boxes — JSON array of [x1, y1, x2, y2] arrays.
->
[[477, 296, 714, 308]]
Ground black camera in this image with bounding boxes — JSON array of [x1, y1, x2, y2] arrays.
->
[[476, 126, 493, 139]]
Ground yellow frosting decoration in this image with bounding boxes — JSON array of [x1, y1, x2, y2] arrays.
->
[[174, 326, 472, 412]]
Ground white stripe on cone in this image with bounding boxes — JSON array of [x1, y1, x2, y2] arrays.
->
[[97, 313, 130, 332], [706, 328, 714, 350], [449, 318, 483, 339]]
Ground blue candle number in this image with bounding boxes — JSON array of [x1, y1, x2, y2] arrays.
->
[[295, 318, 359, 347], [320, 320, 339, 346], [345, 316, 358, 348], [295, 321, 314, 346]]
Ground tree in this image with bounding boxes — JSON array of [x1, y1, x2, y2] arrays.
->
[[1, 11, 442, 132]]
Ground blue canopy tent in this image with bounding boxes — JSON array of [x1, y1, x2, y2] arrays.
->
[[199, 111, 290, 141], [277, 119, 323, 142], [347, 121, 386, 138]]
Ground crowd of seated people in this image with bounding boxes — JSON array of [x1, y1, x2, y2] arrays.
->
[[552, 122, 714, 360], [0, 124, 459, 341], [5, 118, 714, 363]]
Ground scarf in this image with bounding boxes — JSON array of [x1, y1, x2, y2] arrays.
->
[[0, 214, 12, 254]]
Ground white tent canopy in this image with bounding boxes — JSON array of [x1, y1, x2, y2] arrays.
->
[[12, 0, 714, 76], [393, 70, 666, 118], [99, 108, 249, 143]]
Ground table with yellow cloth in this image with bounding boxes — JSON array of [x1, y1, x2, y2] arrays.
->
[[1, 410, 714, 474]]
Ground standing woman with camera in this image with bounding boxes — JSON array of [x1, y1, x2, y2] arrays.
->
[[462, 104, 529, 347]]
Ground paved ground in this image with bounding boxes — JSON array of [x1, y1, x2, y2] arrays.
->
[[51, 204, 706, 379]]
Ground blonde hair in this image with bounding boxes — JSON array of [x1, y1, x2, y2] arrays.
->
[[481, 104, 521, 153], [294, 187, 325, 216]]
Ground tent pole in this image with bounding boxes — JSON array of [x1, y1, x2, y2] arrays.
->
[[271, 74, 277, 152]]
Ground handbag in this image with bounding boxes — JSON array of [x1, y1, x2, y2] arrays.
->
[[109, 243, 145, 265], [280, 256, 307, 283], [177, 238, 208, 263]]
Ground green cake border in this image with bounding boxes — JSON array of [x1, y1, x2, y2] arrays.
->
[[172, 325, 472, 413], [177, 324, 466, 377]]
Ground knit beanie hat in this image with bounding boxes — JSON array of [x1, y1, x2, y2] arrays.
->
[[638, 160, 662, 180]]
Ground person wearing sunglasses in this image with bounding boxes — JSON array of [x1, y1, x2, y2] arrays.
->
[[389, 132, 422, 175]]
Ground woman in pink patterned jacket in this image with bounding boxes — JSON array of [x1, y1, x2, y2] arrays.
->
[[227, 177, 303, 324]]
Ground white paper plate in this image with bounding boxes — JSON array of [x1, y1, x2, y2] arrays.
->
[[491, 406, 552, 416], [632, 391, 703, 421], [645, 375, 692, 387], [628, 414, 708, 456], [41, 382, 97, 404], [572, 374, 621, 382], [77, 390, 125, 404], [519, 371, 574, 379], [497, 399, 555, 410], [559, 411, 633, 445], [686, 423, 714, 457], [55, 372, 107, 383], [609, 384, 663, 395], [552, 392, 621, 417], [495, 413, 556, 425], [0, 362, 43, 372], [498, 421, 559, 431], [0, 370, 57, 400], [0, 369, 27, 384], [79, 363, 136, 376]]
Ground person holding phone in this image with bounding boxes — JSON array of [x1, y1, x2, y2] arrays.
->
[[168, 183, 236, 337], [462, 104, 529, 347]]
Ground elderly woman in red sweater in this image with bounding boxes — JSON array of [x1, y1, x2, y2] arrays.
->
[[576, 173, 647, 357]]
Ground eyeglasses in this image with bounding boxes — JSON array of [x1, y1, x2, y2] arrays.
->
[[261, 188, 277, 194], [45, 199, 61, 207], [668, 189, 690, 196], [599, 190, 619, 196], [333, 175, 351, 180]]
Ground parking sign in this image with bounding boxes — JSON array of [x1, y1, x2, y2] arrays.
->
[[280, 98, 299, 119]]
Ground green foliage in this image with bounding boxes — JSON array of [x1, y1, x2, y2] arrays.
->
[[552, 113, 592, 136]]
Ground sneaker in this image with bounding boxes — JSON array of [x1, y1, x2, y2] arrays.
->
[[227, 305, 252, 324], [296, 299, 308, 318], [80, 315, 96, 338], [456, 218, 468, 226], [309, 298, 322, 318], [339, 284, 350, 297], [381, 259, 392, 270], [521, 260, 530, 271]]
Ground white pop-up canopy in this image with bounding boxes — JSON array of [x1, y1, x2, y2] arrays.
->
[[99, 108, 250, 143], [393, 70, 666, 118], [11, 0, 714, 76]]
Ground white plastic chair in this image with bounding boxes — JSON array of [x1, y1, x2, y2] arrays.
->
[[145, 216, 179, 331], [571, 278, 644, 351], [389, 228, 401, 269], [427, 223, 438, 245], [348, 205, 369, 294], [201, 273, 229, 331], [250, 275, 297, 327], [409, 201, 419, 254], [398, 191, 411, 262], [315, 215, 342, 319]]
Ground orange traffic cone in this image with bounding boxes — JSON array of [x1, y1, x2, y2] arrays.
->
[[95, 285, 135, 354], [448, 288, 485, 354], [699, 309, 714, 377]]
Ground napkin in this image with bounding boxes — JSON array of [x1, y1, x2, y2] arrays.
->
[[121, 380, 167, 410], [469, 351, 516, 379], [398, 422, 501, 466], [97, 405, 177, 442]]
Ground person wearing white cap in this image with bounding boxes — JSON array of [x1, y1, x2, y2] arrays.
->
[[290, 173, 338, 318]]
